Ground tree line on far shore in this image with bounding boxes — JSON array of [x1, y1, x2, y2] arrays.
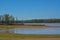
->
[[23, 19, 60, 23], [0, 14, 60, 25]]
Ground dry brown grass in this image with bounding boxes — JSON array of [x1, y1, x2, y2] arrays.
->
[[0, 25, 60, 29]]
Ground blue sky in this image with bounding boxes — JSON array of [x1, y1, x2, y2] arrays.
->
[[0, 0, 60, 20]]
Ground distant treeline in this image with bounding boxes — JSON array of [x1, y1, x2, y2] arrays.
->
[[23, 19, 60, 23], [0, 19, 60, 24], [0, 14, 60, 25]]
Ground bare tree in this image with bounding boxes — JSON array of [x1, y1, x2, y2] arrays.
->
[[1, 14, 15, 33], [0, 15, 2, 24], [2, 14, 14, 25]]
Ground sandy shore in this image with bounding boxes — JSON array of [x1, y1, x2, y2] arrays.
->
[[0, 25, 60, 29], [6, 25, 60, 28]]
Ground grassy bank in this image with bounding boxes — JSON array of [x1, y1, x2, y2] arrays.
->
[[0, 33, 60, 40], [0, 33, 60, 38]]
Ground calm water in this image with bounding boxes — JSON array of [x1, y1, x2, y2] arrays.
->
[[8, 28, 60, 34], [43, 23, 60, 26], [24, 23, 60, 26], [0, 23, 60, 34]]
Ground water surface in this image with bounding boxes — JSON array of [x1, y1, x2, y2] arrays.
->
[[10, 28, 60, 34], [24, 23, 60, 26]]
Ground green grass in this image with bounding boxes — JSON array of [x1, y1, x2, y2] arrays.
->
[[0, 33, 60, 40], [0, 33, 60, 38]]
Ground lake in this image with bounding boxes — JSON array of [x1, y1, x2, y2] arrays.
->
[[8, 28, 60, 34], [0, 23, 60, 34], [24, 23, 60, 26]]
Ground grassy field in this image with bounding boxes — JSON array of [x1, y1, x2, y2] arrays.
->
[[0, 33, 60, 38], [0, 33, 60, 40]]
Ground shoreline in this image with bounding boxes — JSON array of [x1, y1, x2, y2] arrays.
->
[[0, 25, 60, 29]]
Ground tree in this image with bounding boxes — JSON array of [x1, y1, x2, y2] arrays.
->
[[0, 15, 2, 24], [2, 14, 9, 25], [1, 14, 15, 33], [9, 15, 14, 24], [2, 14, 14, 25]]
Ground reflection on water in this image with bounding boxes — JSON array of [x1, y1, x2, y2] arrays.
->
[[0, 28, 60, 34], [0, 23, 60, 34], [11, 28, 60, 34], [0, 30, 6, 32]]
